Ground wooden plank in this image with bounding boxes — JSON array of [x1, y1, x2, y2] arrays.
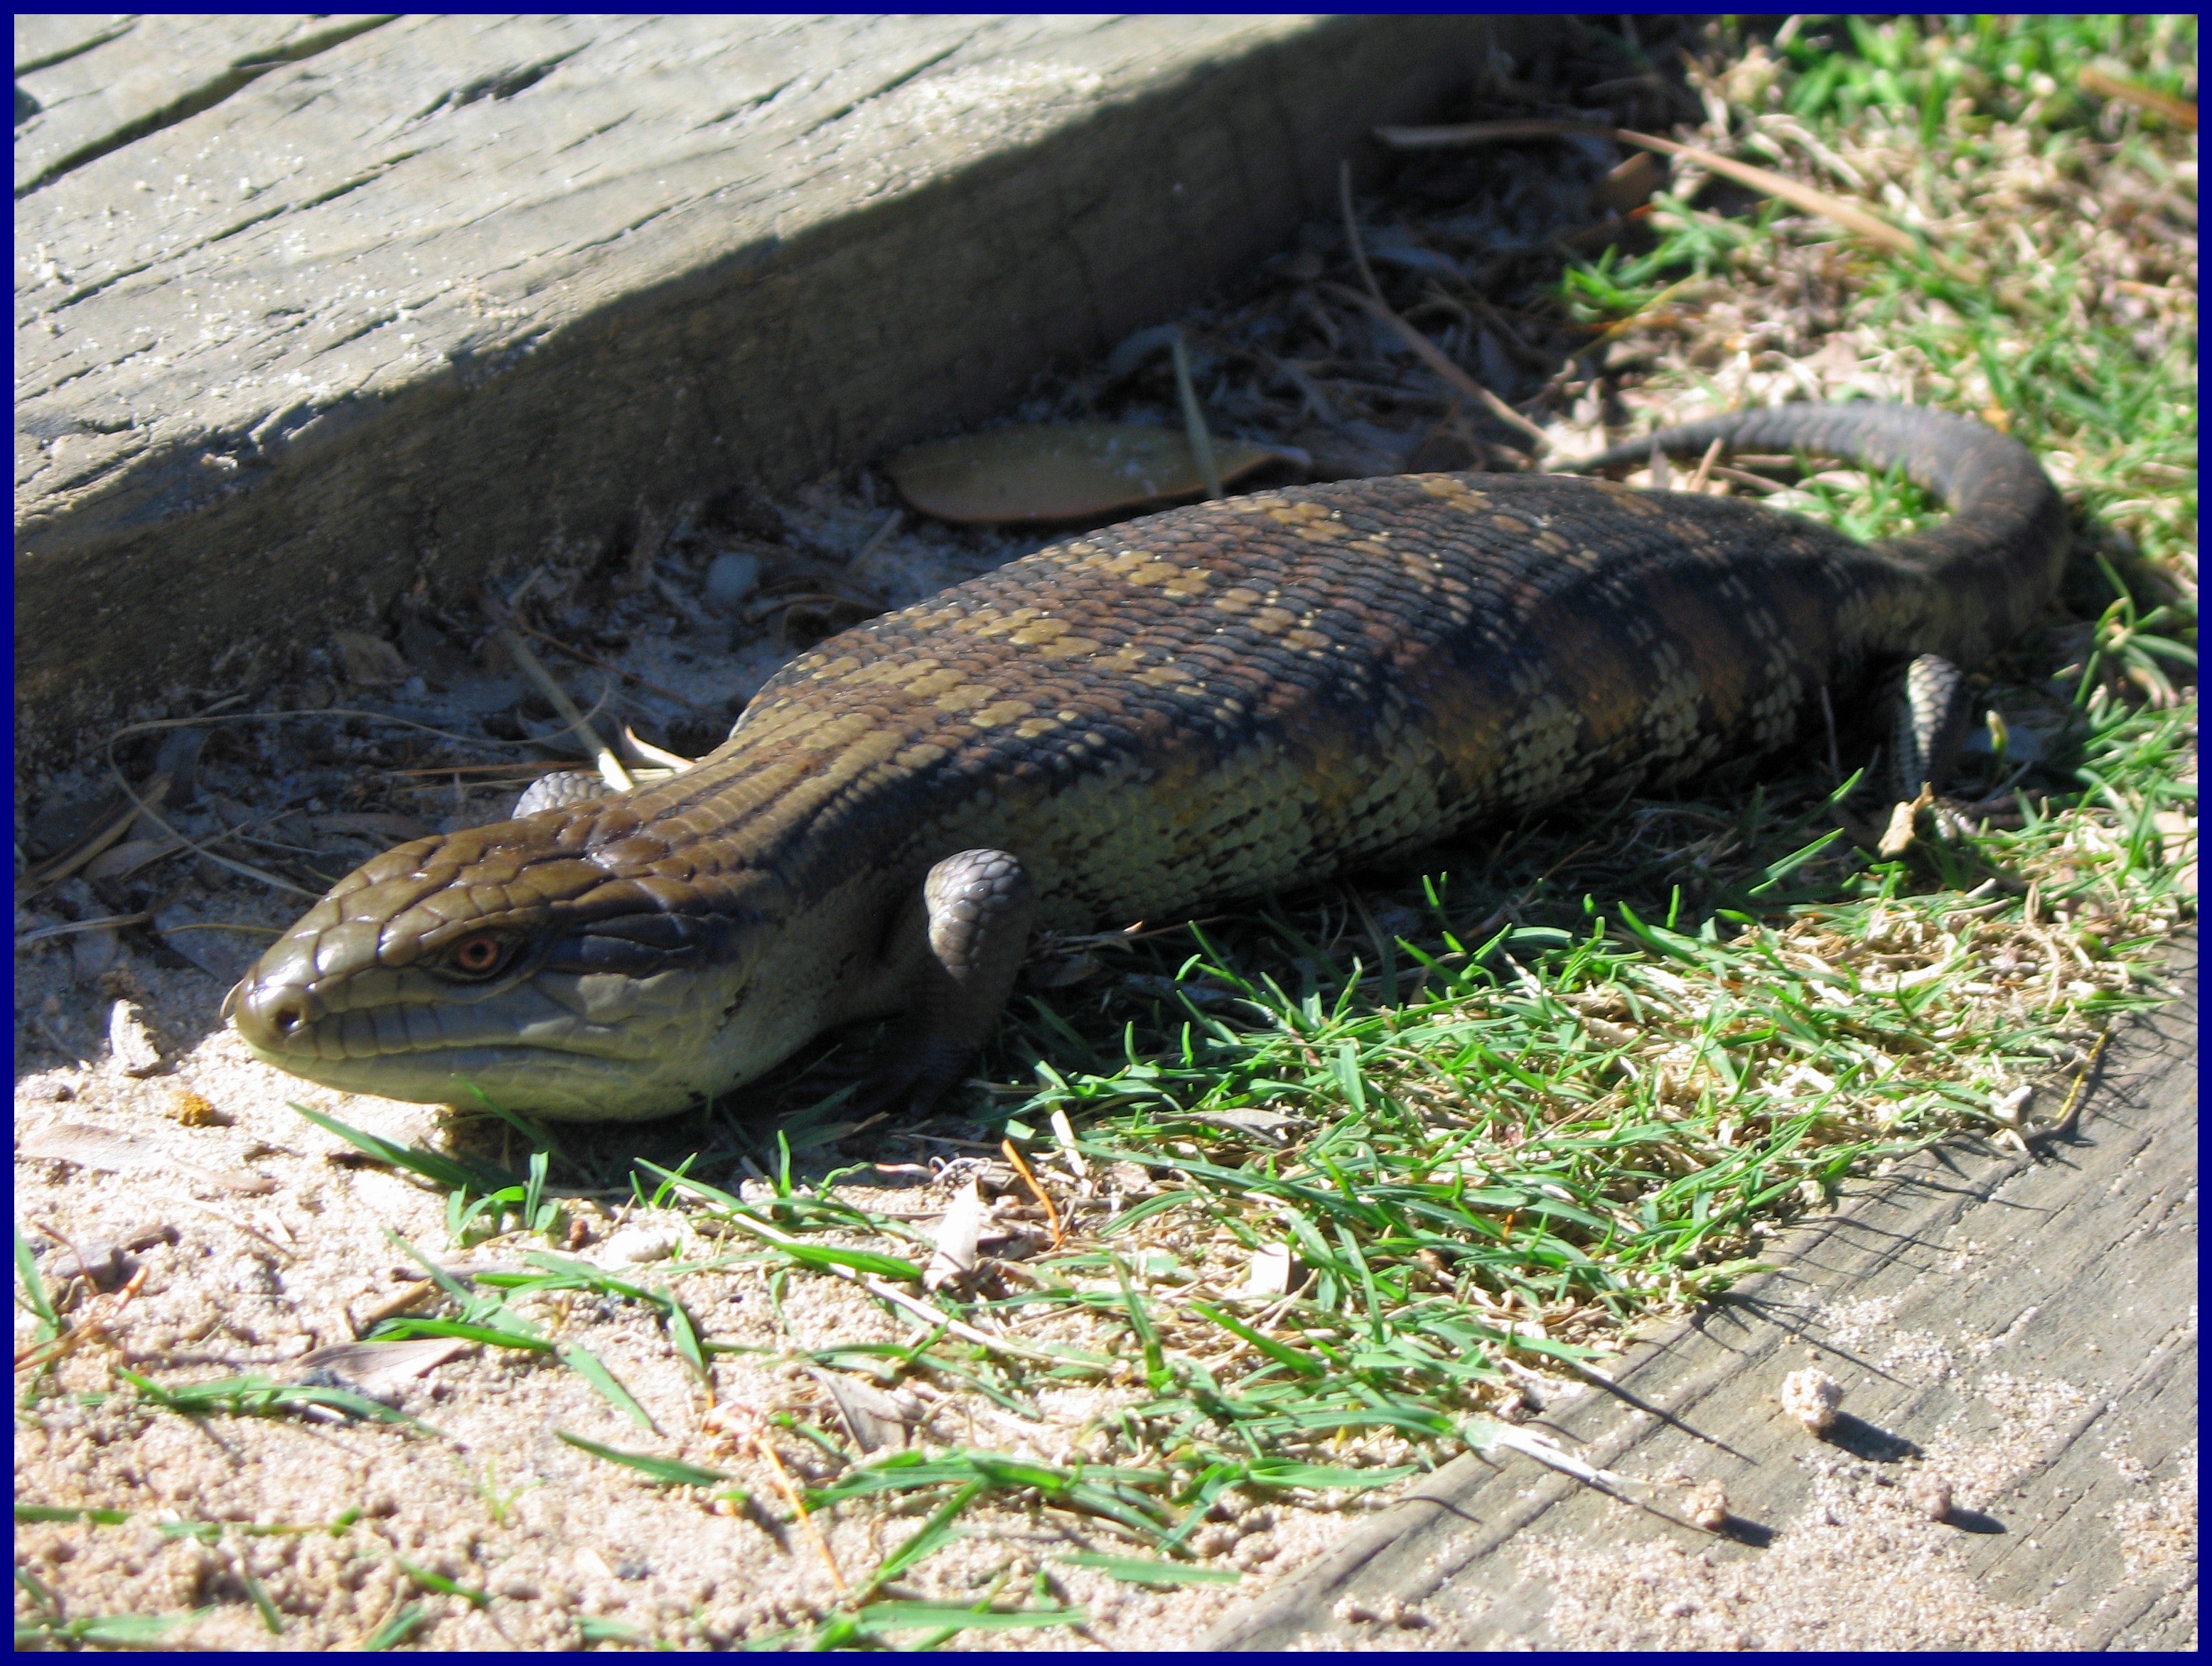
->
[[14, 16, 394, 195], [1208, 938, 2198, 1651], [14, 14, 1510, 765]]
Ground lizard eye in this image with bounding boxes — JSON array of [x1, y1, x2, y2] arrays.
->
[[441, 932, 517, 981]]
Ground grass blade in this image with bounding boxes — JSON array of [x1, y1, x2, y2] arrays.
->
[[288, 1102, 516, 1191], [847, 1601, 1086, 1635], [1052, 1551, 1242, 1587], [557, 1345, 654, 1431], [863, 1478, 984, 1594], [557, 1429, 731, 1487]]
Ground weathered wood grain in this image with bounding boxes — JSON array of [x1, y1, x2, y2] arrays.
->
[[14, 15, 394, 195], [1210, 938, 2197, 1650], [14, 15, 1507, 766]]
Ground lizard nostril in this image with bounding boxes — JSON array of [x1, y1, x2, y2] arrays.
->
[[234, 982, 313, 1048]]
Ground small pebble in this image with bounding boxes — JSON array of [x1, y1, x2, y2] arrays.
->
[[1232, 1532, 1279, 1569], [1326, 1598, 1424, 1628], [1192, 1525, 1238, 1557], [600, 1227, 677, 1265], [1908, 1473, 1953, 1522], [1682, 1480, 1731, 1532], [45, 1240, 126, 1289], [1780, 1367, 1843, 1435], [703, 552, 761, 611], [73, 925, 120, 984]]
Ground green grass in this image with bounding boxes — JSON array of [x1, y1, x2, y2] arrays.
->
[[113, 1368, 437, 1434], [705, 15, 2191, 1619], [48, 16, 2191, 1646]]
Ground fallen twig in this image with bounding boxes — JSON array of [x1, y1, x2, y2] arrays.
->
[[1002, 1139, 1064, 1250], [1374, 118, 1972, 281]]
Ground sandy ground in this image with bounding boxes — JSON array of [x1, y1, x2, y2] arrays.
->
[[12, 937, 1416, 1649]]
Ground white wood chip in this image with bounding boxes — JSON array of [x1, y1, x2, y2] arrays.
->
[[107, 999, 164, 1076], [923, 1178, 989, 1292], [1238, 1242, 1294, 1299]]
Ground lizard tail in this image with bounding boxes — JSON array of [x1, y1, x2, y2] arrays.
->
[[1569, 402, 2069, 665]]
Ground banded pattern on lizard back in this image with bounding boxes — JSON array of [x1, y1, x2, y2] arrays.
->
[[229, 402, 2067, 1119]]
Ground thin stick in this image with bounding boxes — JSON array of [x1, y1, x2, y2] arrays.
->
[[1002, 1139, 1064, 1250], [93, 702, 613, 905], [1688, 436, 1726, 494], [2078, 65, 2197, 129], [1819, 686, 1843, 786], [1336, 159, 1382, 301], [14, 1264, 150, 1372], [490, 623, 634, 794], [1337, 154, 1550, 451], [1322, 282, 1550, 450], [854, 507, 904, 564], [16, 913, 154, 945], [503, 618, 712, 714], [16, 775, 170, 899], [1704, 463, 1791, 495], [387, 761, 573, 777], [1169, 330, 1224, 500], [55, 764, 320, 903], [2028, 1027, 2112, 1147], [1373, 118, 1972, 280], [753, 1426, 848, 1596]]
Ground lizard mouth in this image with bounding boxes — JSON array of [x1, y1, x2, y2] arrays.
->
[[238, 1036, 715, 1122]]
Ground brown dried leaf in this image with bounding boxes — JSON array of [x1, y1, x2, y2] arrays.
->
[[18, 1121, 274, 1194], [886, 423, 1291, 525], [294, 1338, 473, 1395], [331, 632, 410, 688], [20, 1122, 165, 1172], [81, 837, 186, 885], [806, 1367, 914, 1453], [1592, 150, 1665, 215], [18, 774, 171, 898]]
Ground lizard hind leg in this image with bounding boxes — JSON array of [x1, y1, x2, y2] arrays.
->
[[857, 849, 1037, 1119], [1889, 653, 1977, 801], [512, 770, 609, 817]]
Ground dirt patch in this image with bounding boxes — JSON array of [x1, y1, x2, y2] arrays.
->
[[12, 1041, 1424, 1648]]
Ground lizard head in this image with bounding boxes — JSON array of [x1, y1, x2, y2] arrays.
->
[[226, 798, 803, 1121]]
